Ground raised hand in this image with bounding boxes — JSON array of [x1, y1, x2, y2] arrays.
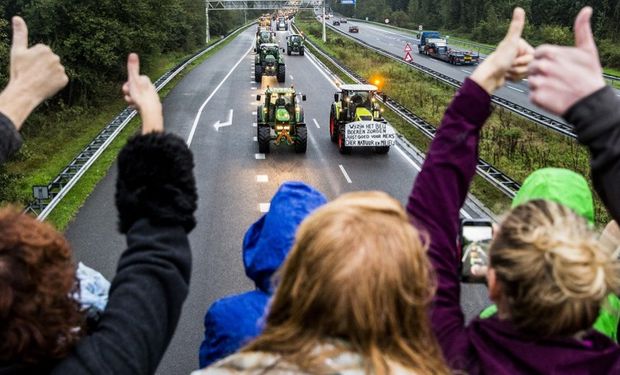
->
[[122, 53, 163, 134], [471, 8, 534, 94], [0, 16, 68, 130], [528, 7, 606, 116]]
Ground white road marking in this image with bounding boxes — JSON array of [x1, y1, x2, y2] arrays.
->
[[252, 111, 257, 115], [259, 203, 271, 213], [251, 87, 257, 90], [290, 75, 294, 80], [339, 164, 353, 184], [253, 136, 257, 142], [255, 153, 265, 160], [461, 69, 471, 74], [256, 175, 269, 183], [252, 122, 257, 127], [507, 85, 525, 93], [522, 78, 528, 82], [313, 119, 321, 129], [213, 109, 234, 132], [187, 44, 253, 146]]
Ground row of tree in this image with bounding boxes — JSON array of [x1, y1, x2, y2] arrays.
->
[[0, 0, 250, 107], [329, 0, 620, 69]]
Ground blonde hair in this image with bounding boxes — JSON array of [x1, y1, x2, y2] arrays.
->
[[244, 191, 449, 375], [490, 200, 620, 337]]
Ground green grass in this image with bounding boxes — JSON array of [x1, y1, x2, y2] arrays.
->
[[297, 19, 608, 225], [2, 24, 251, 231]]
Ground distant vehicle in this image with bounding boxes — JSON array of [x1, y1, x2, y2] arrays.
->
[[329, 84, 394, 154], [286, 34, 305, 56], [255, 43, 286, 83], [256, 87, 307, 154], [340, 18, 348, 23], [417, 30, 479, 65], [276, 17, 288, 31], [333, 19, 340, 26], [349, 25, 359, 33]]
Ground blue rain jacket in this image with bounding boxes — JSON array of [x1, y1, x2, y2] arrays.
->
[[198, 182, 327, 368]]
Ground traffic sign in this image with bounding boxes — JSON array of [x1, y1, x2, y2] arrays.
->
[[404, 43, 412, 52], [404, 51, 413, 62], [419, 25, 423, 31]]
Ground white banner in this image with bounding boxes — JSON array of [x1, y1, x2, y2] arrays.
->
[[345, 121, 396, 147]]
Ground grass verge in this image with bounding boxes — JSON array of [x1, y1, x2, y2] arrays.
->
[[2, 25, 250, 231], [297, 19, 609, 225]]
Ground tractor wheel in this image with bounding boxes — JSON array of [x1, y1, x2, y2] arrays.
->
[[337, 125, 351, 154], [329, 111, 338, 143], [287, 48, 291, 55], [277, 65, 286, 83], [295, 126, 307, 154], [258, 125, 270, 154], [300, 48, 304, 56], [375, 146, 390, 154], [255, 65, 262, 82]]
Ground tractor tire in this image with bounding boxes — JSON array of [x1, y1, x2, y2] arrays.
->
[[255, 65, 262, 82], [375, 146, 390, 154], [287, 48, 291, 56], [277, 65, 286, 83], [329, 110, 338, 143], [258, 125, 270, 154], [300, 48, 305, 56], [337, 125, 351, 154], [295, 126, 307, 154]]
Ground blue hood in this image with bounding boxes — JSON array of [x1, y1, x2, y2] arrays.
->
[[243, 181, 327, 293]]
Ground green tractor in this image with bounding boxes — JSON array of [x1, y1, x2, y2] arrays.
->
[[329, 84, 395, 154], [286, 34, 305, 56], [255, 43, 286, 83], [256, 87, 307, 154], [255, 29, 276, 52]]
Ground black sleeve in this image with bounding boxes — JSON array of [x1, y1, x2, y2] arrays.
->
[[0, 112, 23, 165], [565, 86, 620, 222], [51, 132, 197, 375]]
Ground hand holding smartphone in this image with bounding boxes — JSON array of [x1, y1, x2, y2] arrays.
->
[[460, 219, 493, 283]]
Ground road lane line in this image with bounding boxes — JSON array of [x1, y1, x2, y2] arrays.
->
[[313, 119, 320, 129], [461, 69, 471, 74], [255, 153, 265, 159], [187, 44, 253, 146], [290, 75, 294, 80], [507, 85, 525, 93], [252, 122, 257, 127], [253, 136, 257, 142], [259, 203, 271, 213], [339, 164, 353, 184], [256, 175, 269, 183]]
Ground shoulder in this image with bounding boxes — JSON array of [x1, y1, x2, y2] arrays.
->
[[193, 352, 297, 375]]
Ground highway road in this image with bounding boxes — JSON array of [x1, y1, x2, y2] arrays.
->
[[66, 25, 490, 374], [324, 17, 569, 125]]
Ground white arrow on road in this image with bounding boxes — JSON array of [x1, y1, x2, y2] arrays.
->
[[214, 109, 234, 132]]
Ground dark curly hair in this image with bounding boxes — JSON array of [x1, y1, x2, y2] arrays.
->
[[0, 206, 84, 364]]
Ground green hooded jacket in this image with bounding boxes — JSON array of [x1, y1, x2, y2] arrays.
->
[[480, 168, 620, 342]]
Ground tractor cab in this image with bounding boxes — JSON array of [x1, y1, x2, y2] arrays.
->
[[337, 84, 384, 122], [256, 87, 307, 154]]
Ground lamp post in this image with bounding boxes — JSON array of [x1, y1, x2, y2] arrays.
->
[[205, 0, 210, 44], [322, 0, 326, 42]]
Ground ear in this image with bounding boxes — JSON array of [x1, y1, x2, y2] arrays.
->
[[487, 267, 501, 302]]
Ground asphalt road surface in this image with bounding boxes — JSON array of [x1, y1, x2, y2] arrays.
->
[[66, 26, 490, 374]]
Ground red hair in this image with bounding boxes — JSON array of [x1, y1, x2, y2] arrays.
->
[[0, 206, 84, 363]]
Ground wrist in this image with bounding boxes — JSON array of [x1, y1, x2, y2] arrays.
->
[[470, 64, 501, 95], [0, 82, 40, 130]]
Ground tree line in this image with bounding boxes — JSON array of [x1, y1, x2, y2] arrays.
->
[[0, 0, 250, 107], [329, 0, 620, 69]]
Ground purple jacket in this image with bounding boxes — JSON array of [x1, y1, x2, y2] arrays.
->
[[407, 79, 620, 374]]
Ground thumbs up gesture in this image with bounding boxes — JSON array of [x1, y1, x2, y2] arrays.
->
[[0, 17, 68, 130], [528, 7, 606, 116], [471, 8, 534, 94]]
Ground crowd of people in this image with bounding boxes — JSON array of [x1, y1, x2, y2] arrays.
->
[[0, 6, 619, 374]]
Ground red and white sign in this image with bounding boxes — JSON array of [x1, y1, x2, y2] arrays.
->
[[404, 51, 413, 62], [404, 43, 412, 52]]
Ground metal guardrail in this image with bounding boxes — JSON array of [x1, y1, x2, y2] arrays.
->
[[27, 22, 255, 220], [320, 22, 578, 139], [296, 23, 521, 199]]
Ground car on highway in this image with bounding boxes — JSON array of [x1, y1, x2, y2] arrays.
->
[[349, 25, 359, 33], [256, 87, 307, 153], [286, 34, 305, 56], [329, 84, 394, 154], [333, 19, 341, 26], [340, 18, 348, 23], [255, 43, 286, 83]]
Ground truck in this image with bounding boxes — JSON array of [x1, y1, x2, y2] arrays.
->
[[255, 43, 286, 83], [417, 31, 479, 65], [256, 87, 307, 154]]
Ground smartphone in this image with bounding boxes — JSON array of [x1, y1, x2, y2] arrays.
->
[[460, 219, 493, 283]]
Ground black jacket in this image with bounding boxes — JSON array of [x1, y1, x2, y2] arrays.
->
[[565, 86, 620, 222], [0, 112, 22, 165], [0, 132, 197, 374]]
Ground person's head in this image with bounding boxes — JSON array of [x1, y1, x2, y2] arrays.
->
[[243, 182, 327, 294], [487, 200, 620, 337], [0, 207, 84, 364], [244, 191, 448, 375]]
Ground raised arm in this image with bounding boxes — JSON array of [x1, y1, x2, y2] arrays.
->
[[407, 8, 531, 367]]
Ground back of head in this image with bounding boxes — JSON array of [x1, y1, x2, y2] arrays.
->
[[0, 207, 83, 364], [490, 200, 620, 337], [245, 192, 448, 375]]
